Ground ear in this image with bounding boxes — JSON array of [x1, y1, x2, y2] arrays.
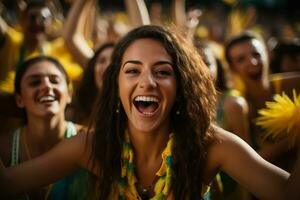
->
[[67, 83, 73, 104], [15, 94, 25, 108]]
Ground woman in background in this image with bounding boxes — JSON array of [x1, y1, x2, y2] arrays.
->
[[0, 56, 90, 200]]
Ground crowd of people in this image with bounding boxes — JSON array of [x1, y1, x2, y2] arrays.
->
[[0, 0, 300, 200]]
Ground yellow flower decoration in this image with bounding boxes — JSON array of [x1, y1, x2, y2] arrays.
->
[[256, 90, 300, 147]]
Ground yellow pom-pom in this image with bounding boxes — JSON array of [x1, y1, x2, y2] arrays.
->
[[256, 90, 300, 147]]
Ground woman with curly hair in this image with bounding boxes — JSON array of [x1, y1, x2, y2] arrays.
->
[[1, 25, 300, 200]]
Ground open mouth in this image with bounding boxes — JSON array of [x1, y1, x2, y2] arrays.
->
[[249, 70, 262, 80], [38, 95, 56, 103], [133, 96, 159, 116]]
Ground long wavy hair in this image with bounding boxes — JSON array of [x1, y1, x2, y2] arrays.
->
[[73, 43, 114, 124], [90, 25, 217, 199]]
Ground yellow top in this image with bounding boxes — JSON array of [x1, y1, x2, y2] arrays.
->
[[0, 27, 82, 93]]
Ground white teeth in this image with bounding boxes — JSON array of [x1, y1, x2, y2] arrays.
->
[[135, 96, 159, 102], [39, 96, 55, 102]]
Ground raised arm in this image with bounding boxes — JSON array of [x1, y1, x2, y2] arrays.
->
[[62, 0, 95, 67], [0, 133, 93, 198], [125, 0, 150, 28], [0, 16, 8, 47], [171, 0, 186, 30], [171, 0, 201, 42], [209, 127, 300, 200]]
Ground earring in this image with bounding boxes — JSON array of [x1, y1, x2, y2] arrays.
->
[[116, 101, 120, 113]]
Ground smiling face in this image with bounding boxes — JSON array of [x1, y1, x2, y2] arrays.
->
[[228, 39, 268, 84], [21, 6, 52, 37], [16, 60, 71, 119], [118, 38, 177, 134]]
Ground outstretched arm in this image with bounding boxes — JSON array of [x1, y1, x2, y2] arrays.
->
[[125, 0, 150, 28], [62, 0, 95, 67], [0, 133, 93, 198], [209, 127, 300, 200]]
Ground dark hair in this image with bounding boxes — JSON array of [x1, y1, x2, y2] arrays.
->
[[225, 31, 260, 65], [14, 56, 69, 124], [193, 38, 228, 91], [14, 55, 69, 95], [270, 40, 300, 73], [74, 43, 115, 124], [91, 25, 216, 199]]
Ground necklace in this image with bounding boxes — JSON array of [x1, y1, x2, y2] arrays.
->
[[137, 183, 153, 200], [22, 128, 53, 200], [136, 174, 159, 200]]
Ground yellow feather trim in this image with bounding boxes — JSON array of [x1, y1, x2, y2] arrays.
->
[[256, 90, 300, 147]]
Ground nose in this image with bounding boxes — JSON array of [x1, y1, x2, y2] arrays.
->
[[40, 77, 52, 90], [250, 57, 258, 66], [139, 70, 157, 89]]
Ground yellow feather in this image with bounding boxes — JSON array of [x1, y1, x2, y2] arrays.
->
[[256, 90, 300, 147]]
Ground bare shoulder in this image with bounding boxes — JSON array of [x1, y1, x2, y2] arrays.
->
[[207, 126, 249, 156], [204, 126, 241, 179], [64, 128, 95, 169], [206, 126, 255, 171], [223, 95, 248, 115]]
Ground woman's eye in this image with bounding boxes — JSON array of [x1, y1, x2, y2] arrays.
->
[[49, 76, 61, 84], [52, 78, 60, 84], [125, 68, 140, 74], [28, 79, 41, 86], [156, 70, 171, 76]]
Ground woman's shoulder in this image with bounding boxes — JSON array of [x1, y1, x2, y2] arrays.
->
[[204, 125, 256, 183], [222, 93, 248, 113], [209, 125, 251, 153]]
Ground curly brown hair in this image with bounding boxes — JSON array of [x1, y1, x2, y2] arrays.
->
[[90, 25, 217, 199]]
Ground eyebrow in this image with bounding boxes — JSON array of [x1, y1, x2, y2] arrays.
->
[[122, 60, 173, 69], [25, 74, 61, 80]]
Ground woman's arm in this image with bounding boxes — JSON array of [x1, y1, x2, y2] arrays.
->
[[0, 133, 92, 198], [62, 0, 95, 67], [170, 0, 201, 43], [125, 0, 150, 28], [0, 16, 8, 47], [171, 0, 186, 30], [210, 127, 296, 200]]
